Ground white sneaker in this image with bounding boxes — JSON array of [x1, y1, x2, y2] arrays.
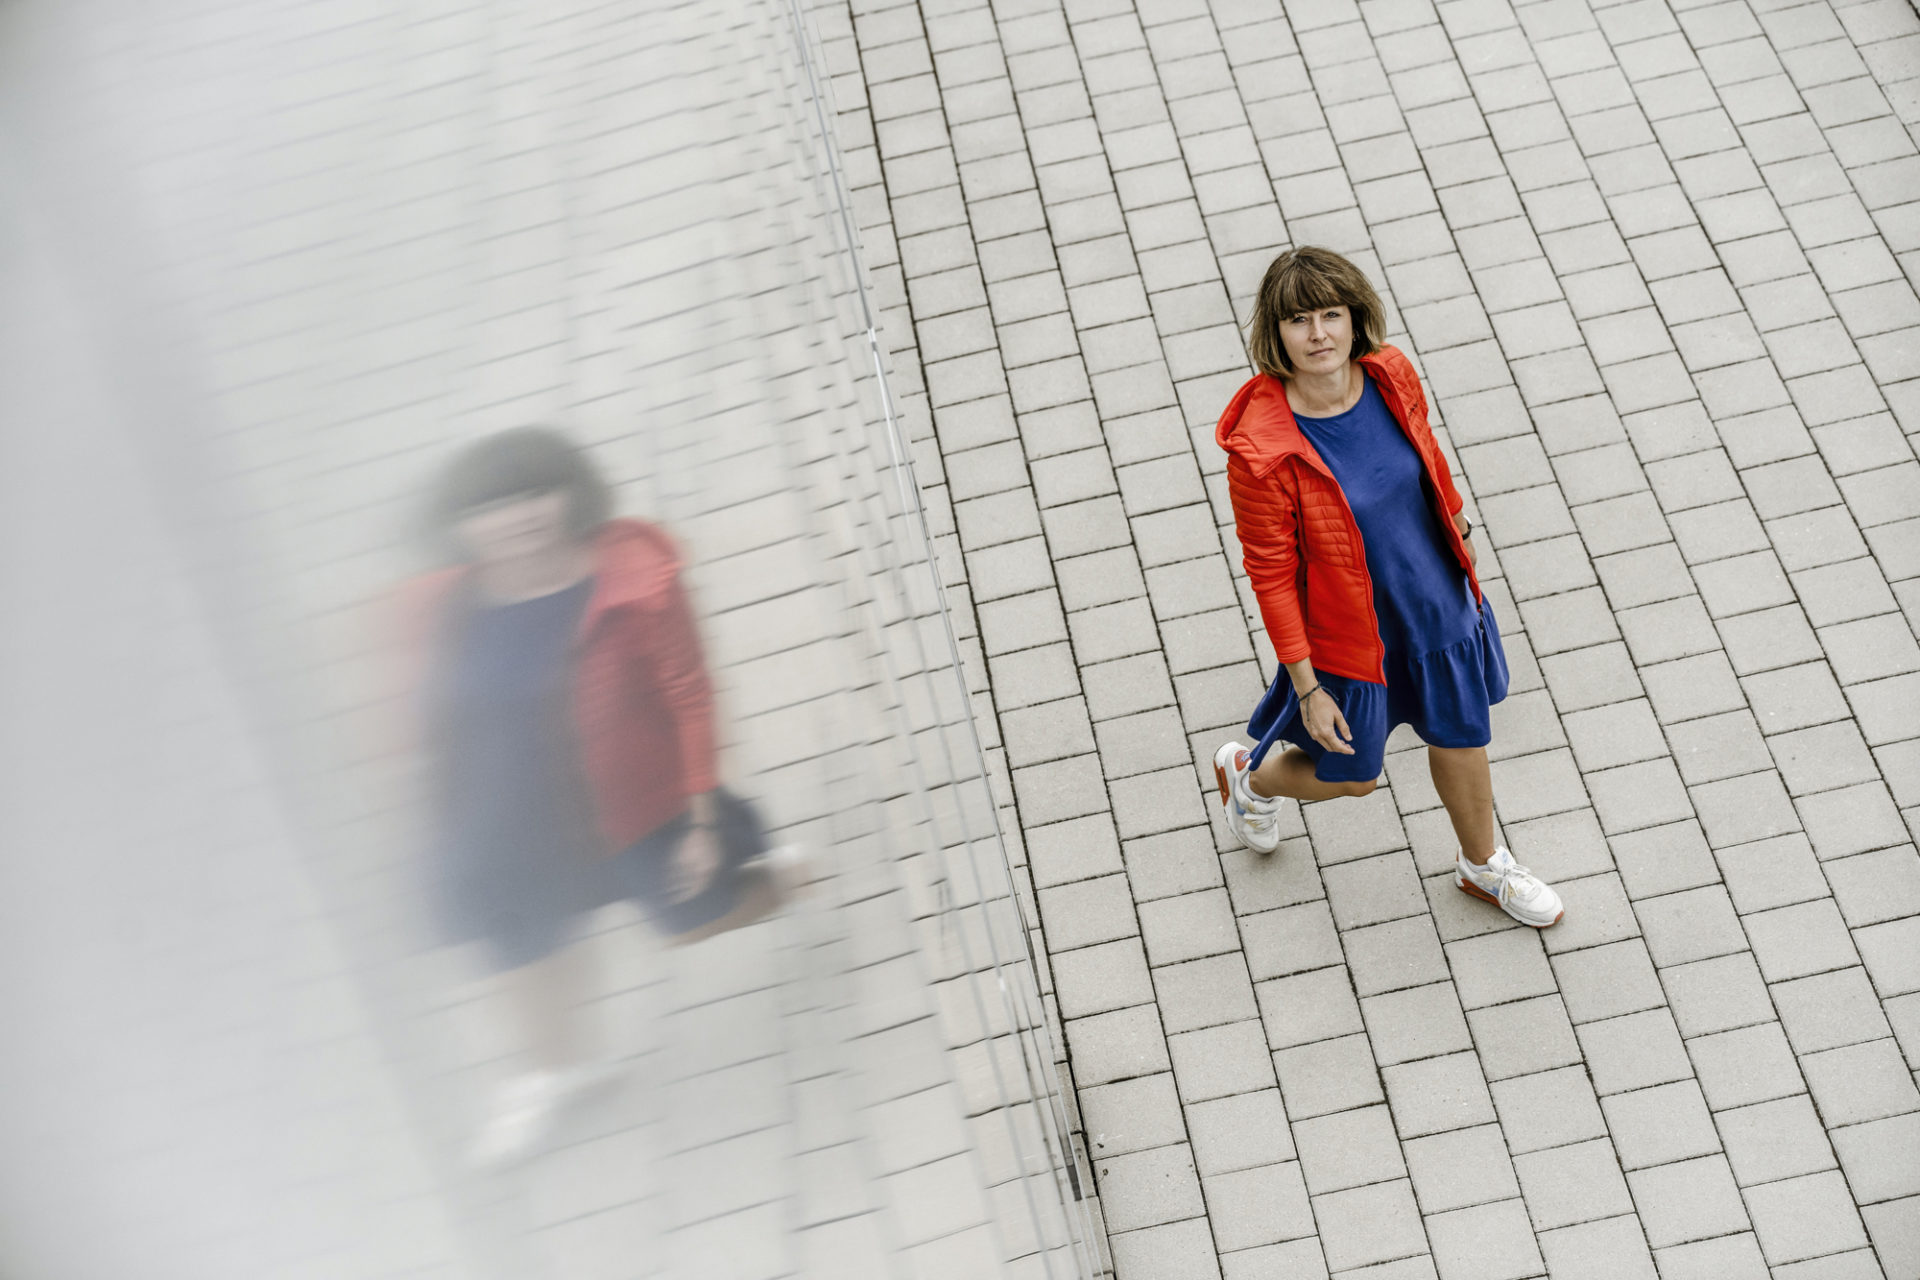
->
[[468, 1060, 624, 1170], [469, 1070, 562, 1170], [1456, 847, 1563, 928], [1213, 741, 1284, 854]]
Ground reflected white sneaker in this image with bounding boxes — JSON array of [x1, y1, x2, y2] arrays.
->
[[469, 1070, 562, 1170], [468, 1060, 623, 1170], [1213, 741, 1284, 854], [1456, 847, 1563, 928]]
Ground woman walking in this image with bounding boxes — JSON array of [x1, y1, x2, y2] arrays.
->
[[401, 427, 797, 1165], [1211, 247, 1563, 929]]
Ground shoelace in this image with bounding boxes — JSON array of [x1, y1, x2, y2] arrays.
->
[[1485, 857, 1542, 905]]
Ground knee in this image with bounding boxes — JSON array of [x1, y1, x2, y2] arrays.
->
[[1337, 777, 1379, 798]]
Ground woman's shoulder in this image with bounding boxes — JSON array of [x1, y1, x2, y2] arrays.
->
[[590, 519, 685, 605]]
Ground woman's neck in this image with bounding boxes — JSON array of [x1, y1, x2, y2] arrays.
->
[[1285, 362, 1361, 418], [474, 543, 595, 604]]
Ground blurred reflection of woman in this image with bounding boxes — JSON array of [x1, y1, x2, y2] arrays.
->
[[401, 427, 796, 1166]]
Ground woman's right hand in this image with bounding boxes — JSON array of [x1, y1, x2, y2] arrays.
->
[[1301, 686, 1355, 755]]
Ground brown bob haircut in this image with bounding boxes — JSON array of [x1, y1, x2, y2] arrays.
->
[[424, 426, 613, 560], [1246, 246, 1388, 378]]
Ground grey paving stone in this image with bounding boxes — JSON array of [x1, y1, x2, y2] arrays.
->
[[1155, 954, 1260, 1035], [1139, 888, 1243, 967], [1303, 791, 1413, 865], [1323, 852, 1429, 931], [1826, 845, 1920, 926], [1577, 1007, 1694, 1095], [1446, 927, 1556, 1010], [1168, 1017, 1277, 1105], [1638, 650, 1748, 725], [1667, 709, 1775, 784], [1687, 1021, 1810, 1112], [1768, 720, 1885, 795], [1616, 596, 1724, 667], [1626, 1154, 1752, 1249], [1185, 1089, 1294, 1175], [1744, 1169, 1872, 1266], [1541, 871, 1644, 955], [1203, 1161, 1317, 1253], [1600, 1079, 1723, 1171], [1663, 950, 1776, 1037], [1768, 1252, 1888, 1280], [1402, 1123, 1520, 1215], [1381, 1050, 1499, 1141], [1068, 1003, 1173, 1086], [1220, 841, 1325, 916], [1538, 641, 1645, 714], [1343, 916, 1451, 998], [1719, 1093, 1840, 1188], [1125, 826, 1226, 901], [1467, 993, 1584, 1081], [1585, 757, 1694, 834], [1650, 1232, 1771, 1280], [1040, 872, 1140, 952], [1311, 1178, 1428, 1274], [1294, 1104, 1409, 1195], [1612, 819, 1723, 900], [1562, 699, 1665, 773], [1831, 1111, 1920, 1205], [1107, 1216, 1223, 1280], [1362, 981, 1476, 1068], [1693, 769, 1807, 848], [1797, 782, 1904, 859], [1803, 1038, 1920, 1126], [1552, 938, 1666, 1024], [1274, 1033, 1387, 1123], [1635, 884, 1747, 967], [1082, 1072, 1189, 1158], [1536, 1213, 1658, 1280], [1241, 902, 1342, 985], [1423, 1198, 1543, 1280], [1258, 967, 1366, 1052], [1776, 966, 1898, 1056], [1744, 898, 1861, 981], [1512, 1137, 1636, 1231], [1718, 604, 1826, 675], [1861, 1196, 1920, 1280]]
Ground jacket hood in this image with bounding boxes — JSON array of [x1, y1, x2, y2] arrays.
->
[[1215, 348, 1410, 478]]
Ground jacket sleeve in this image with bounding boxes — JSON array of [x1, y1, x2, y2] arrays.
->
[[1226, 453, 1312, 665], [1408, 370, 1466, 517], [641, 567, 720, 796]]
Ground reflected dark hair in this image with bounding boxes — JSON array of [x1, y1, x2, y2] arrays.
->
[[424, 426, 612, 557], [1247, 245, 1387, 378]]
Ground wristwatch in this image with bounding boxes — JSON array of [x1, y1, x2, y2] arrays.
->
[[1459, 515, 1474, 539]]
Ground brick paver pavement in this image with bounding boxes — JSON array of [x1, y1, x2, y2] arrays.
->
[[819, 0, 1920, 1274]]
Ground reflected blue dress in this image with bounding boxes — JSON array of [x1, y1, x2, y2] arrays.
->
[[1245, 375, 1508, 782]]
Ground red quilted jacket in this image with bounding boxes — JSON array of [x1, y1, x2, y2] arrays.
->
[[398, 519, 719, 853], [1216, 345, 1481, 685]]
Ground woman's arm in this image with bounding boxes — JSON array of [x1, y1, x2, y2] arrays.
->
[[1227, 458, 1355, 755], [1225, 455, 1310, 664]]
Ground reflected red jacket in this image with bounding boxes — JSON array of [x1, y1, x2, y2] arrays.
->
[[1216, 346, 1481, 685], [400, 519, 718, 853]]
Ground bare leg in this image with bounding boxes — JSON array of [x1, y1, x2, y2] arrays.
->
[[500, 940, 593, 1070], [1428, 745, 1497, 866], [1248, 745, 1378, 803]]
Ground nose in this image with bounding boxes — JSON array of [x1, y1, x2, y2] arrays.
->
[[1307, 317, 1326, 343]]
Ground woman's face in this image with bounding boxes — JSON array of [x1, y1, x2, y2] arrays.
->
[[1278, 304, 1354, 378], [454, 489, 573, 565]]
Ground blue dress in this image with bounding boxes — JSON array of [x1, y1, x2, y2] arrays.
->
[[1246, 375, 1508, 782]]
